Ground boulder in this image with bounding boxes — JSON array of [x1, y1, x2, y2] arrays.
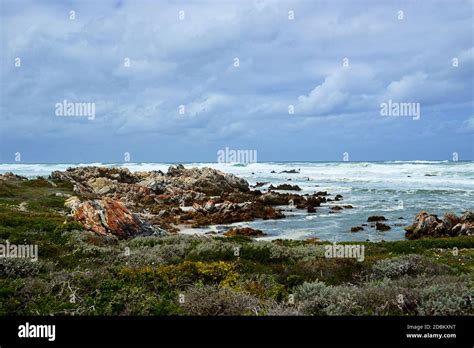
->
[[376, 222, 391, 231], [405, 211, 473, 240], [367, 216, 387, 222], [72, 198, 158, 238], [0, 172, 27, 181], [268, 184, 302, 191], [224, 227, 266, 237]]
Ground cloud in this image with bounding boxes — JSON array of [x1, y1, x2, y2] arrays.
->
[[0, 0, 472, 162]]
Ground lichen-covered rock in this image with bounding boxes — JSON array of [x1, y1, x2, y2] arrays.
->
[[72, 198, 158, 238], [405, 211, 473, 240]]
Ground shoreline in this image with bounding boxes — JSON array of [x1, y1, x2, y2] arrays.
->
[[0, 166, 472, 316]]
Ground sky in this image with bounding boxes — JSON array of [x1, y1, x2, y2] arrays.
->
[[0, 0, 473, 163]]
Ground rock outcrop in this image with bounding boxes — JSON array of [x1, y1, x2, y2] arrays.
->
[[71, 198, 159, 238], [51, 165, 343, 238], [404, 211, 474, 239]]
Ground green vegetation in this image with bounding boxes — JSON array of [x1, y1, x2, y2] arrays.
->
[[0, 178, 472, 315]]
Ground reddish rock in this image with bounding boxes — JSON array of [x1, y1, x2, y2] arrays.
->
[[72, 198, 157, 238]]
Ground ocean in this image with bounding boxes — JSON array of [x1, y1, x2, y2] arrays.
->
[[1, 161, 473, 242]]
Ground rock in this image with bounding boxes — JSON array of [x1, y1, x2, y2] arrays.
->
[[351, 226, 364, 232], [404, 211, 473, 240], [330, 206, 343, 211], [315, 191, 328, 196], [50, 165, 335, 236], [224, 227, 266, 237], [334, 194, 343, 201], [51, 166, 137, 184], [165, 165, 250, 195], [55, 192, 71, 198], [72, 198, 157, 238], [279, 169, 299, 174], [306, 196, 325, 207], [452, 223, 473, 236], [64, 196, 82, 211], [253, 182, 268, 188], [204, 200, 216, 213], [461, 211, 474, 223], [0, 172, 28, 181], [367, 216, 387, 222], [268, 184, 302, 191], [307, 206, 316, 213], [88, 177, 117, 195], [376, 222, 391, 231], [18, 202, 28, 212], [343, 205, 353, 209]]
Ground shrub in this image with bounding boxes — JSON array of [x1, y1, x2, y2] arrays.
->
[[0, 258, 41, 277], [181, 284, 261, 315], [186, 239, 236, 262], [371, 254, 453, 280], [418, 282, 473, 315]]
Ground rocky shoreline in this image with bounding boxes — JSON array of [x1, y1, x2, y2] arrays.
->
[[49, 165, 332, 238], [0, 167, 472, 316], [2, 165, 472, 240]]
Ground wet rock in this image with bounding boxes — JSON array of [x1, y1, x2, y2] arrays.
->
[[315, 191, 328, 196], [224, 227, 266, 237], [330, 206, 343, 211], [306, 196, 325, 207], [269, 184, 302, 191], [343, 205, 353, 209], [253, 182, 268, 188], [367, 216, 387, 222], [376, 222, 391, 231], [307, 206, 316, 213], [334, 194, 343, 201], [279, 169, 299, 174], [351, 226, 364, 232]]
